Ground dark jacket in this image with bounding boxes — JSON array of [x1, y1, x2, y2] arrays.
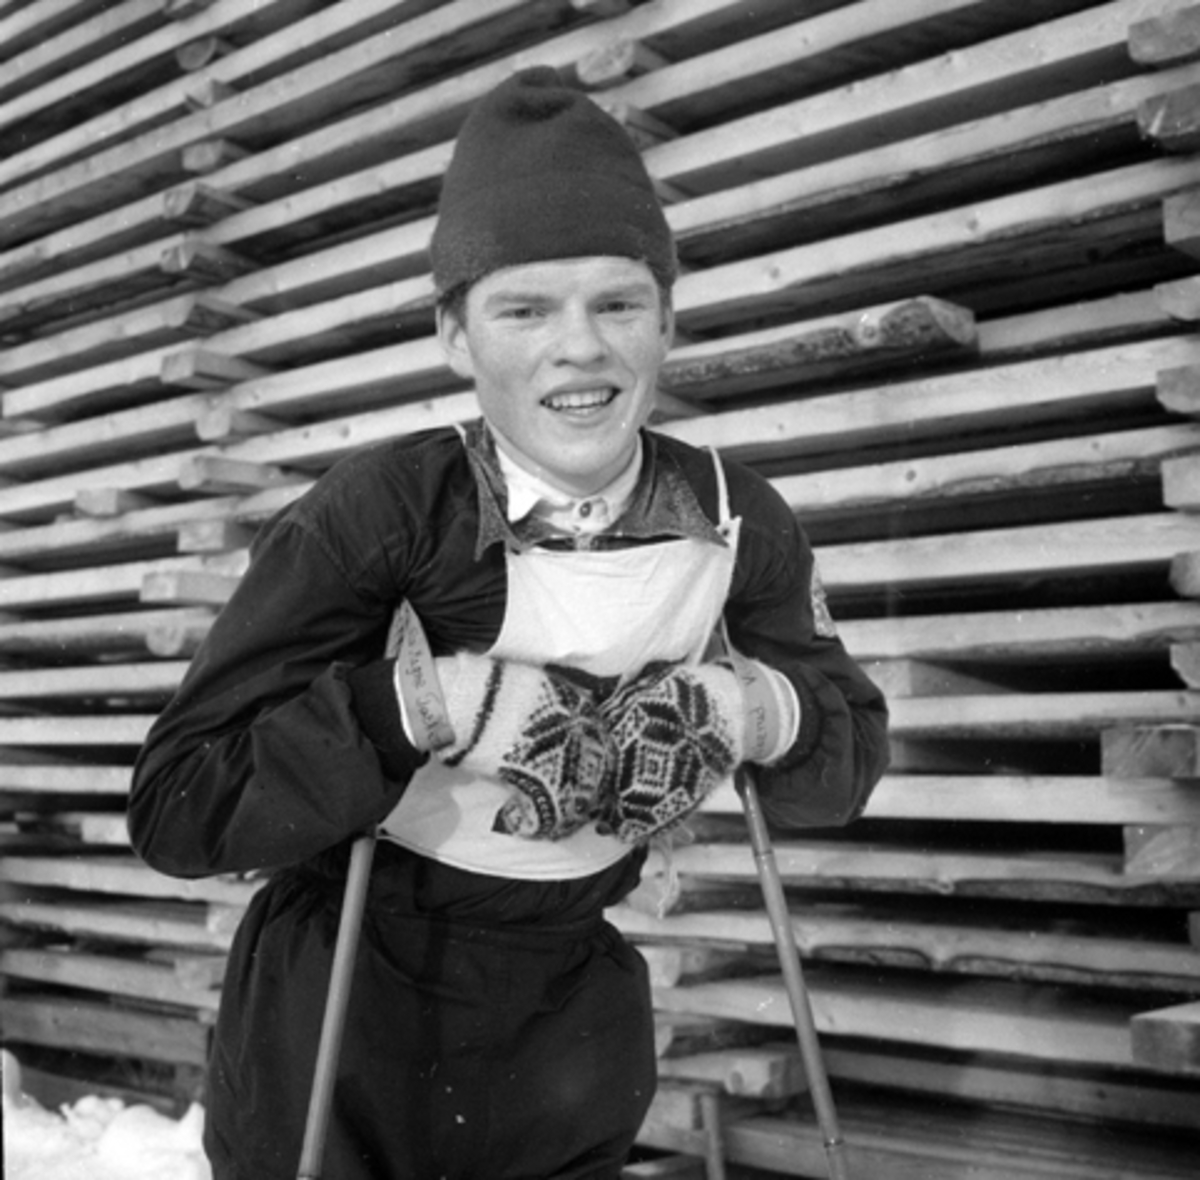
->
[[128, 420, 889, 880]]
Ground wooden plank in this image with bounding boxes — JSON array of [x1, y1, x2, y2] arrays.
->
[[0, 0, 449, 193], [670, 154, 1200, 332], [0, 0, 97, 67], [837, 601, 1200, 663], [0, 293, 258, 386], [1130, 5, 1200, 66], [1137, 80, 1200, 151], [0, 555, 245, 611], [1131, 1000, 1200, 1075], [0, 0, 819, 286], [0, 855, 258, 905], [776, 425, 1200, 521], [1, 272, 439, 423], [0, 610, 216, 659], [1103, 724, 1200, 776], [884, 689, 1200, 740], [0, 0, 598, 247], [822, 1042, 1200, 1132], [645, 0, 1178, 193], [0, 898, 239, 951], [664, 1094, 1200, 1180], [1169, 641, 1200, 685], [816, 513, 1200, 592], [656, 1045, 806, 1099], [0, 488, 296, 567], [659, 296, 976, 402], [0, 0, 166, 108], [0, 947, 220, 1012], [665, 335, 1200, 462], [0, 763, 130, 795], [0, 661, 187, 700], [609, 0, 1092, 132], [650, 969, 1141, 1069], [637, 840, 1200, 906], [0, 716, 153, 746], [0, 996, 209, 1066], [1125, 824, 1200, 874], [859, 774, 1200, 826], [615, 904, 1200, 992]]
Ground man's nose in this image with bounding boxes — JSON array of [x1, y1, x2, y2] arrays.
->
[[555, 307, 608, 364]]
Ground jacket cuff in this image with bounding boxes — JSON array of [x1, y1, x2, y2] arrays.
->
[[345, 658, 429, 783]]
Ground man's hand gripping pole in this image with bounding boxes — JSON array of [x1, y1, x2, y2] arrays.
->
[[297, 603, 438, 1180]]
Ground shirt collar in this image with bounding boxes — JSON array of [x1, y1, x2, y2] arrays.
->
[[463, 418, 728, 557], [494, 432, 643, 532]]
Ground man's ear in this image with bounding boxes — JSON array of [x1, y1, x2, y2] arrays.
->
[[437, 303, 474, 380]]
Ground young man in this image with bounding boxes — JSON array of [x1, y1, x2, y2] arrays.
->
[[129, 68, 889, 1180]]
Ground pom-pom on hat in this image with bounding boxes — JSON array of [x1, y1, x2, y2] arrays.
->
[[429, 66, 676, 295]]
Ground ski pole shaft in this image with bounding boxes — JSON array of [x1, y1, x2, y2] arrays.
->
[[737, 771, 851, 1180], [297, 832, 377, 1180]]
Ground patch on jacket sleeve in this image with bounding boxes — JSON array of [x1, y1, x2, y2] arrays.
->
[[811, 563, 838, 638]]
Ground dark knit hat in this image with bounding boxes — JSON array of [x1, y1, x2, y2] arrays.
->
[[429, 66, 676, 295]]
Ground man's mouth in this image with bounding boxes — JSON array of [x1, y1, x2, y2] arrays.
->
[[543, 386, 618, 412]]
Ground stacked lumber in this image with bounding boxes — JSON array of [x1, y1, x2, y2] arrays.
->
[[2, 0, 1199, 1172]]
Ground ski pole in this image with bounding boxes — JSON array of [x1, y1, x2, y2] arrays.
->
[[736, 768, 851, 1180], [296, 831, 377, 1180]]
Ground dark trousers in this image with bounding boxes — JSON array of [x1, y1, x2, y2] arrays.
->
[[204, 842, 655, 1179]]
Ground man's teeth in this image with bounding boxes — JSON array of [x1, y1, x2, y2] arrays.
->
[[546, 388, 614, 409]]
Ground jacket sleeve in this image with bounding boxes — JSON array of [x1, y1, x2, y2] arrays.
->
[[724, 466, 889, 829], [127, 510, 425, 880]]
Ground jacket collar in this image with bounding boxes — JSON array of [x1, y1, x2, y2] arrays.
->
[[463, 418, 727, 557]]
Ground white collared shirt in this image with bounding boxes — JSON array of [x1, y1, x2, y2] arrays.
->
[[495, 437, 643, 536]]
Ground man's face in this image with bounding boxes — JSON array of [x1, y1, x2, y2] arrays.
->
[[438, 256, 674, 497]]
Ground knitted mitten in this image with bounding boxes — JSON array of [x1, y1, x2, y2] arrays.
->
[[599, 663, 746, 844], [434, 652, 615, 840]]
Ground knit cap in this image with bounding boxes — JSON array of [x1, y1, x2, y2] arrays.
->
[[429, 66, 677, 294]]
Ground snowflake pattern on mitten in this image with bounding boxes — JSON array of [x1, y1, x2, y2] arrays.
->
[[488, 673, 616, 840], [601, 663, 741, 844]]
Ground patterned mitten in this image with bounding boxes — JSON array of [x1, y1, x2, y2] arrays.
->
[[434, 652, 615, 840], [599, 663, 746, 844]]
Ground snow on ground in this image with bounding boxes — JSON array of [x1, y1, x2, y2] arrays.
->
[[3, 1051, 212, 1180]]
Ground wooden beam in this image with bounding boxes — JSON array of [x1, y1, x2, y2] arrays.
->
[[160, 348, 273, 390], [1129, 6, 1200, 67], [0, 853, 256, 903], [0, 947, 220, 1012], [818, 513, 1200, 594], [638, 840, 1200, 906], [666, 335, 1200, 463], [0, 611, 214, 660], [140, 567, 241, 606], [837, 601, 1200, 663], [162, 182, 254, 227], [0, 662, 186, 700], [860, 774, 1200, 826], [0, 897, 237, 952], [1138, 81, 1200, 151], [660, 297, 976, 402], [1170, 641, 1200, 686], [821, 1042, 1200, 1132], [776, 424, 1199, 521], [1125, 824, 1200, 874], [0, 996, 209, 1066], [650, 969, 1141, 1069], [1103, 724, 1200, 776], [646, 0, 1175, 193], [615, 903, 1200, 992], [1131, 1000, 1200, 1076], [176, 454, 301, 492]]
